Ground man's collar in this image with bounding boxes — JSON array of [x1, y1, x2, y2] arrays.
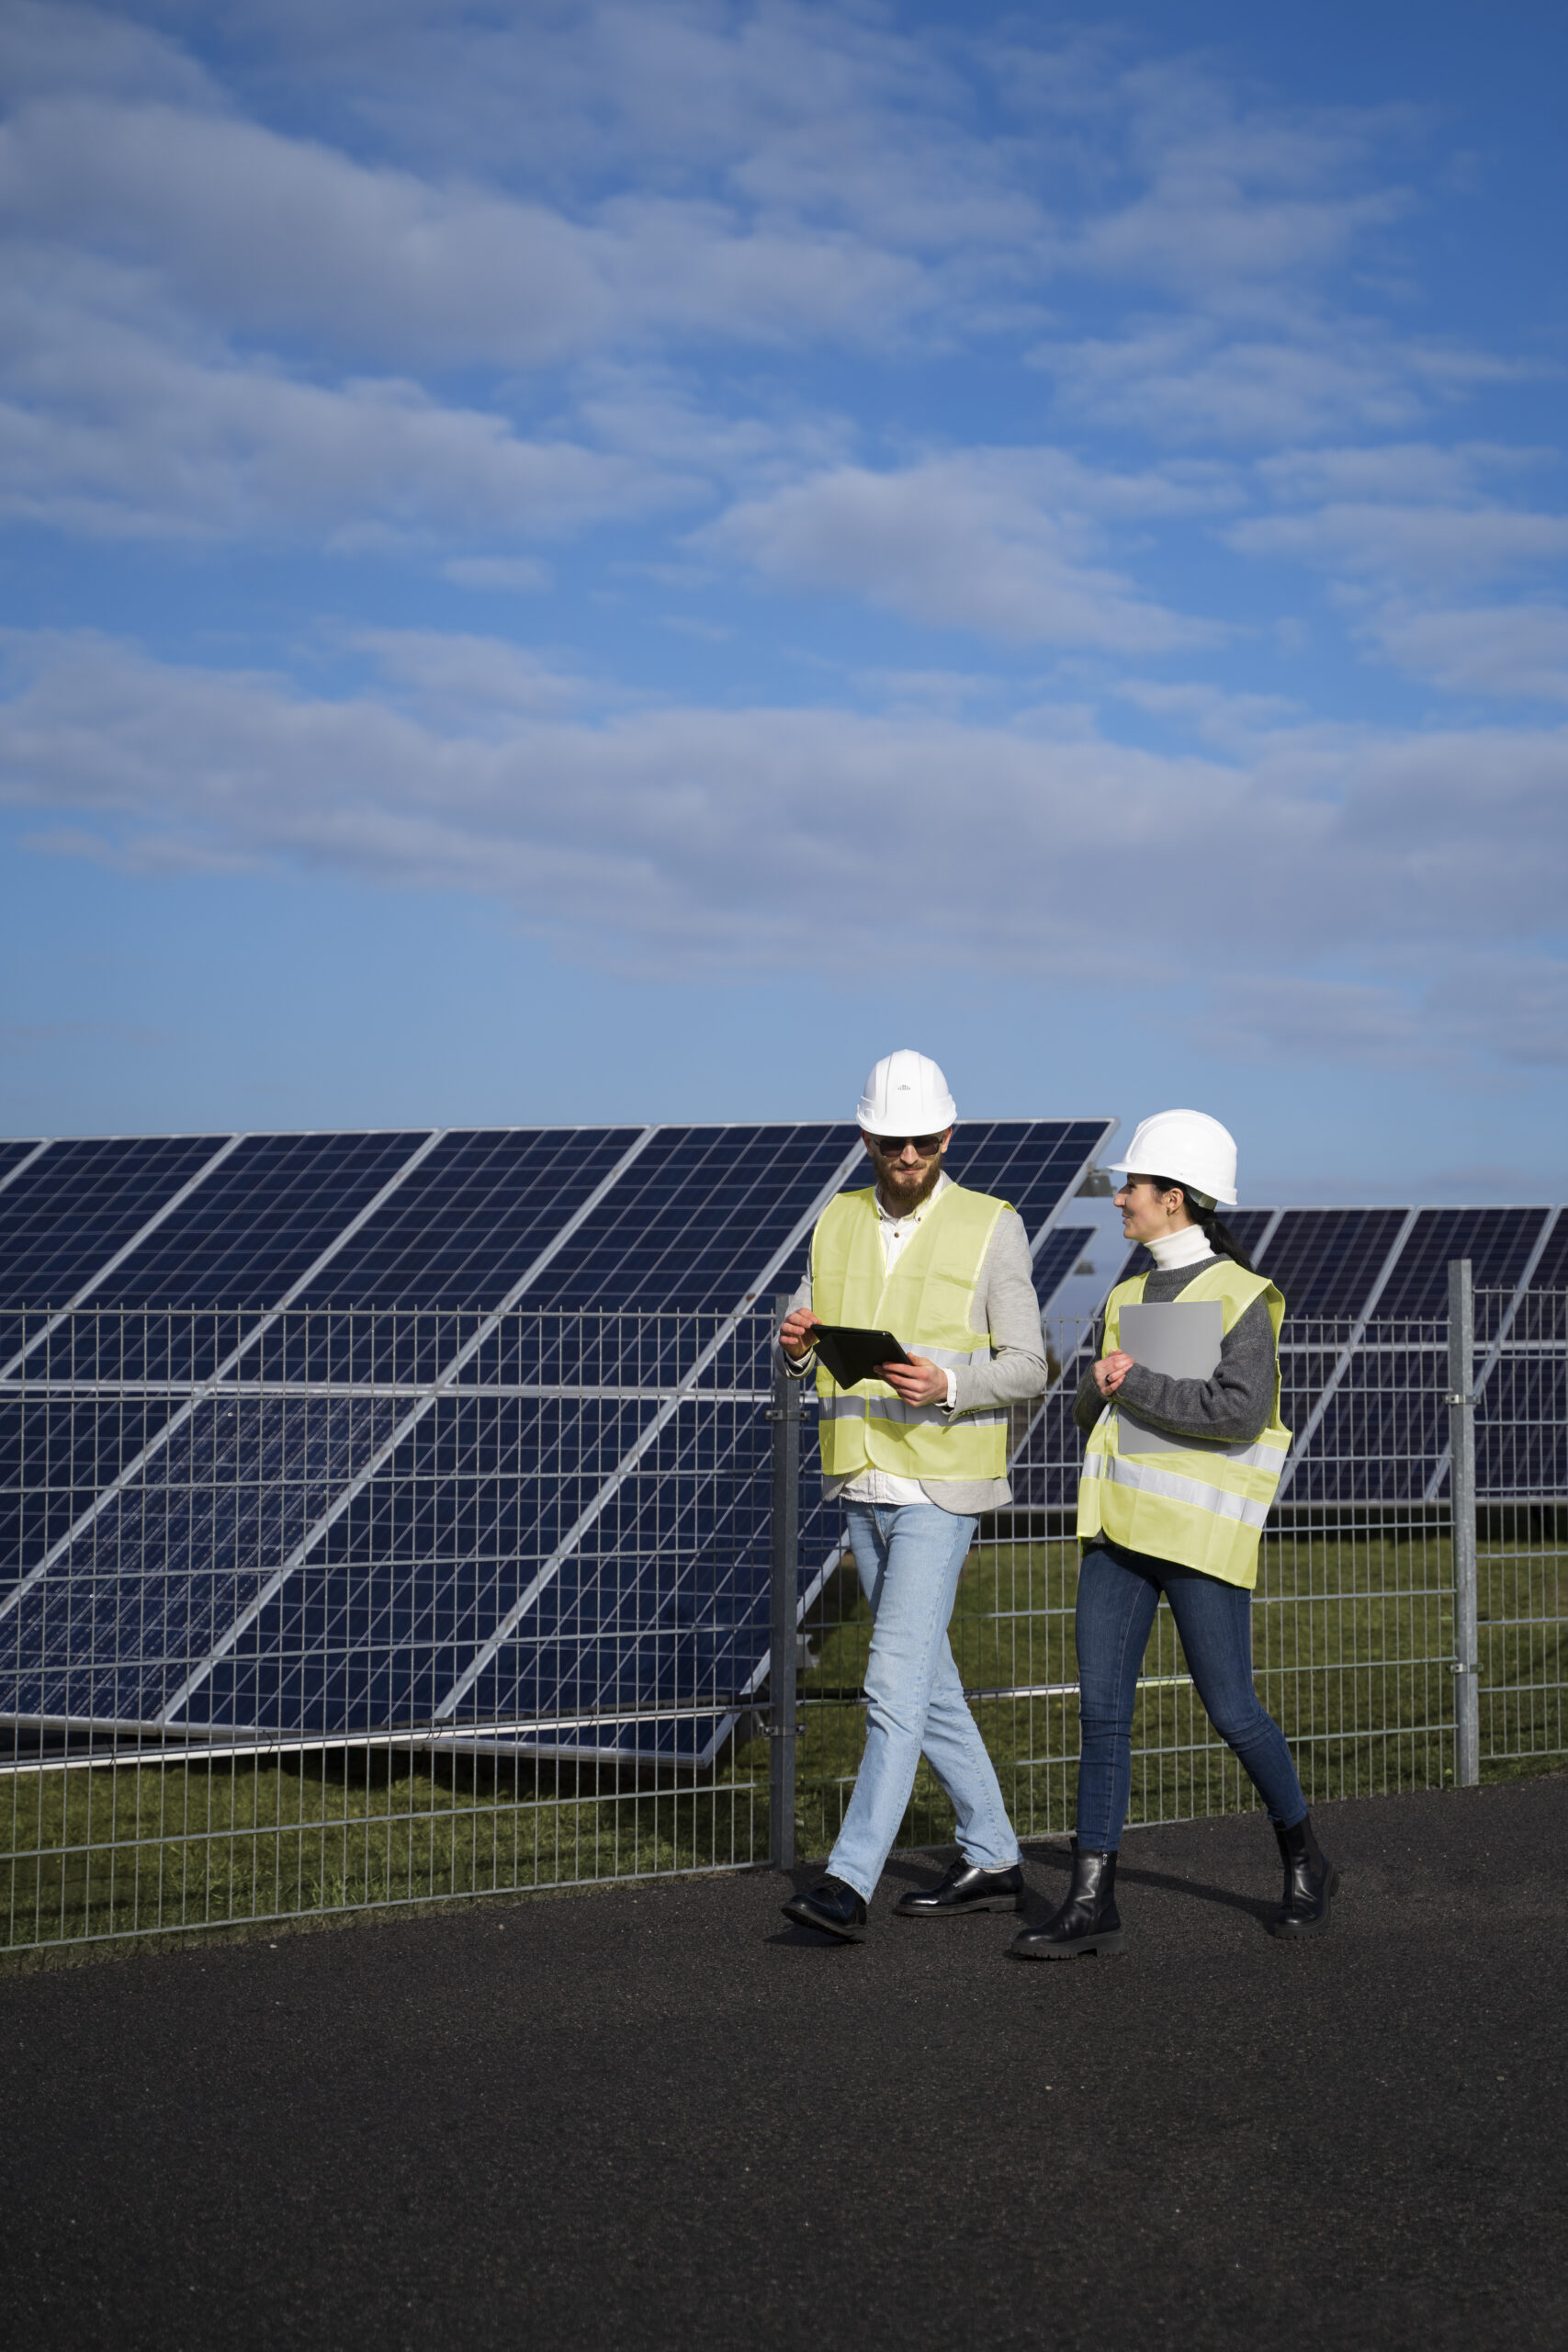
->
[[875, 1170, 951, 1226]]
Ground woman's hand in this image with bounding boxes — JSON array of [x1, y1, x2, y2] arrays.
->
[[779, 1309, 822, 1360], [879, 1353, 950, 1408], [1093, 1351, 1134, 1397]]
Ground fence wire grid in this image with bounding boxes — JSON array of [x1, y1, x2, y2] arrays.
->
[[2, 1277, 1563, 1956]]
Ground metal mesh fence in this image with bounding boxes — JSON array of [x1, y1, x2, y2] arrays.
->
[[790, 1291, 1568, 1859], [3, 1284, 1564, 1956], [2, 1305, 779, 1953], [1474, 1284, 1568, 1771]]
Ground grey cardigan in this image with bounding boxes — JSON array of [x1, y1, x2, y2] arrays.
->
[[783, 1196, 1050, 1515]]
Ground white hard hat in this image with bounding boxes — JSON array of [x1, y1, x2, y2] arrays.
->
[[1109, 1109, 1238, 1207], [856, 1049, 957, 1137]]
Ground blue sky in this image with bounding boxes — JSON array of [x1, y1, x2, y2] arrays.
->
[[1, 0, 1565, 1202]]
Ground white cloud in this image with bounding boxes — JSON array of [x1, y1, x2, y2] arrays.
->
[[1363, 604, 1568, 701], [0, 93, 939, 372], [1, 631, 1564, 1079], [146, 0, 1044, 259], [1229, 500, 1568, 582], [1114, 679, 1303, 751], [1258, 441, 1546, 504], [1062, 61, 1410, 293], [0, 1, 215, 106], [349, 630, 597, 724], [441, 557, 552, 594], [0, 259, 685, 540], [1232, 441, 1568, 586], [702, 451, 1227, 650], [1195, 977, 1437, 1071], [1034, 318, 1432, 445], [1430, 957, 1568, 1069]]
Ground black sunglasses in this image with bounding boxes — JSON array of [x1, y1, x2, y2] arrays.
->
[[870, 1133, 947, 1155]]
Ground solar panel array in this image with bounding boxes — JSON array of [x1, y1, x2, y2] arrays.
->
[[0, 1119, 1111, 1758]]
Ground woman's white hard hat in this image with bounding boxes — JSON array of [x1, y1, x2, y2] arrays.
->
[[856, 1050, 957, 1137], [1109, 1109, 1238, 1208]]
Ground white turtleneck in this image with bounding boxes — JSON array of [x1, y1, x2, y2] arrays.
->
[[1145, 1223, 1213, 1271]]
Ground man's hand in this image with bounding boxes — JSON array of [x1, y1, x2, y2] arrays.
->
[[780, 1308, 822, 1360], [1093, 1351, 1134, 1398], [879, 1352, 950, 1408]]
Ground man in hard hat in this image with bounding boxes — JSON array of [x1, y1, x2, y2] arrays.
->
[[776, 1051, 1050, 1941]]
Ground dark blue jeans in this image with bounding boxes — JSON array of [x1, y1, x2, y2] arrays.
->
[[1075, 1539, 1308, 1851]]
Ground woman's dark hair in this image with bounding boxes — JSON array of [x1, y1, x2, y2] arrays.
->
[[1145, 1175, 1255, 1272]]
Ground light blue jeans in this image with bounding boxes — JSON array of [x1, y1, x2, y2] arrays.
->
[[827, 1502, 1021, 1902]]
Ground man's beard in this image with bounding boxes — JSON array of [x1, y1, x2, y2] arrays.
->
[[872, 1148, 946, 1212]]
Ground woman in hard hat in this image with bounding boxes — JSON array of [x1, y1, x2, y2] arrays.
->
[[1010, 1109, 1337, 1960]]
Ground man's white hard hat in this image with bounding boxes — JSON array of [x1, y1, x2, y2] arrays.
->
[[856, 1050, 957, 1137], [1109, 1109, 1238, 1208]]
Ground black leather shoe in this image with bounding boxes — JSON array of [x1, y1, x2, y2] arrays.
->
[[781, 1876, 868, 1942], [1268, 1814, 1338, 1938], [895, 1858, 1024, 1917], [1010, 1846, 1125, 1961]]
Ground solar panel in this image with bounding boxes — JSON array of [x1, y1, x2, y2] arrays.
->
[[1255, 1207, 1411, 1317], [0, 1135, 230, 1314], [0, 1139, 49, 1189], [164, 1125, 1106, 1755], [1478, 1346, 1568, 1499], [937, 1122, 1112, 1242], [4, 1391, 406, 1725], [1371, 1207, 1547, 1319], [0, 1397, 168, 1589], [1032, 1225, 1093, 1309], [529, 1124, 858, 1311], [96, 1129, 434, 1309], [295, 1126, 646, 1306], [180, 1387, 662, 1734], [1524, 1214, 1568, 1290], [1286, 1344, 1448, 1507]]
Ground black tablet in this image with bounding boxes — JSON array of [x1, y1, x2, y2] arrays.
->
[[810, 1325, 913, 1390]]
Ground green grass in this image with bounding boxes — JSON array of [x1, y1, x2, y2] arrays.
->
[[1, 1755, 766, 1962], [5, 1532, 1563, 1960], [783, 1531, 1568, 1860]]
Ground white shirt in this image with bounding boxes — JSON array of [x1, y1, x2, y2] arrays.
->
[[841, 1172, 958, 1506]]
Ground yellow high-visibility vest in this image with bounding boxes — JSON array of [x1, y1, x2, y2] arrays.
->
[[1077, 1258, 1291, 1589], [812, 1183, 1009, 1483]]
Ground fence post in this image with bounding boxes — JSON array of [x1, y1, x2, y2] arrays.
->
[[768, 1293, 800, 1870], [1448, 1257, 1481, 1788]]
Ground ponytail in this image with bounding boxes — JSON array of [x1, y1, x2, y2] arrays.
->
[[1147, 1176, 1255, 1273]]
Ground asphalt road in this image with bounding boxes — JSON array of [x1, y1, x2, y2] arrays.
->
[[2, 1774, 1563, 2352]]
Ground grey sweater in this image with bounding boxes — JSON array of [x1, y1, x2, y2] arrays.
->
[[784, 1200, 1049, 1514], [1073, 1254, 1279, 1444]]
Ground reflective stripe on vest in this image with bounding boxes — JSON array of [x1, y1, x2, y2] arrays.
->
[[811, 1183, 1009, 1483], [1076, 1258, 1291, 1589]]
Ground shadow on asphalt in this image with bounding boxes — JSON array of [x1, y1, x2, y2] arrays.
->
[[778, 1838, 1280, 1930]]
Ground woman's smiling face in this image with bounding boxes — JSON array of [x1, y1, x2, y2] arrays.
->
[[1114, 1174, 1196, 1245]]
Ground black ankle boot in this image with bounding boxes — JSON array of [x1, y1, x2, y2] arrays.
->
[[1269, 1814, 1338, 1938], [1010, 1845, 1125, 1961]]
